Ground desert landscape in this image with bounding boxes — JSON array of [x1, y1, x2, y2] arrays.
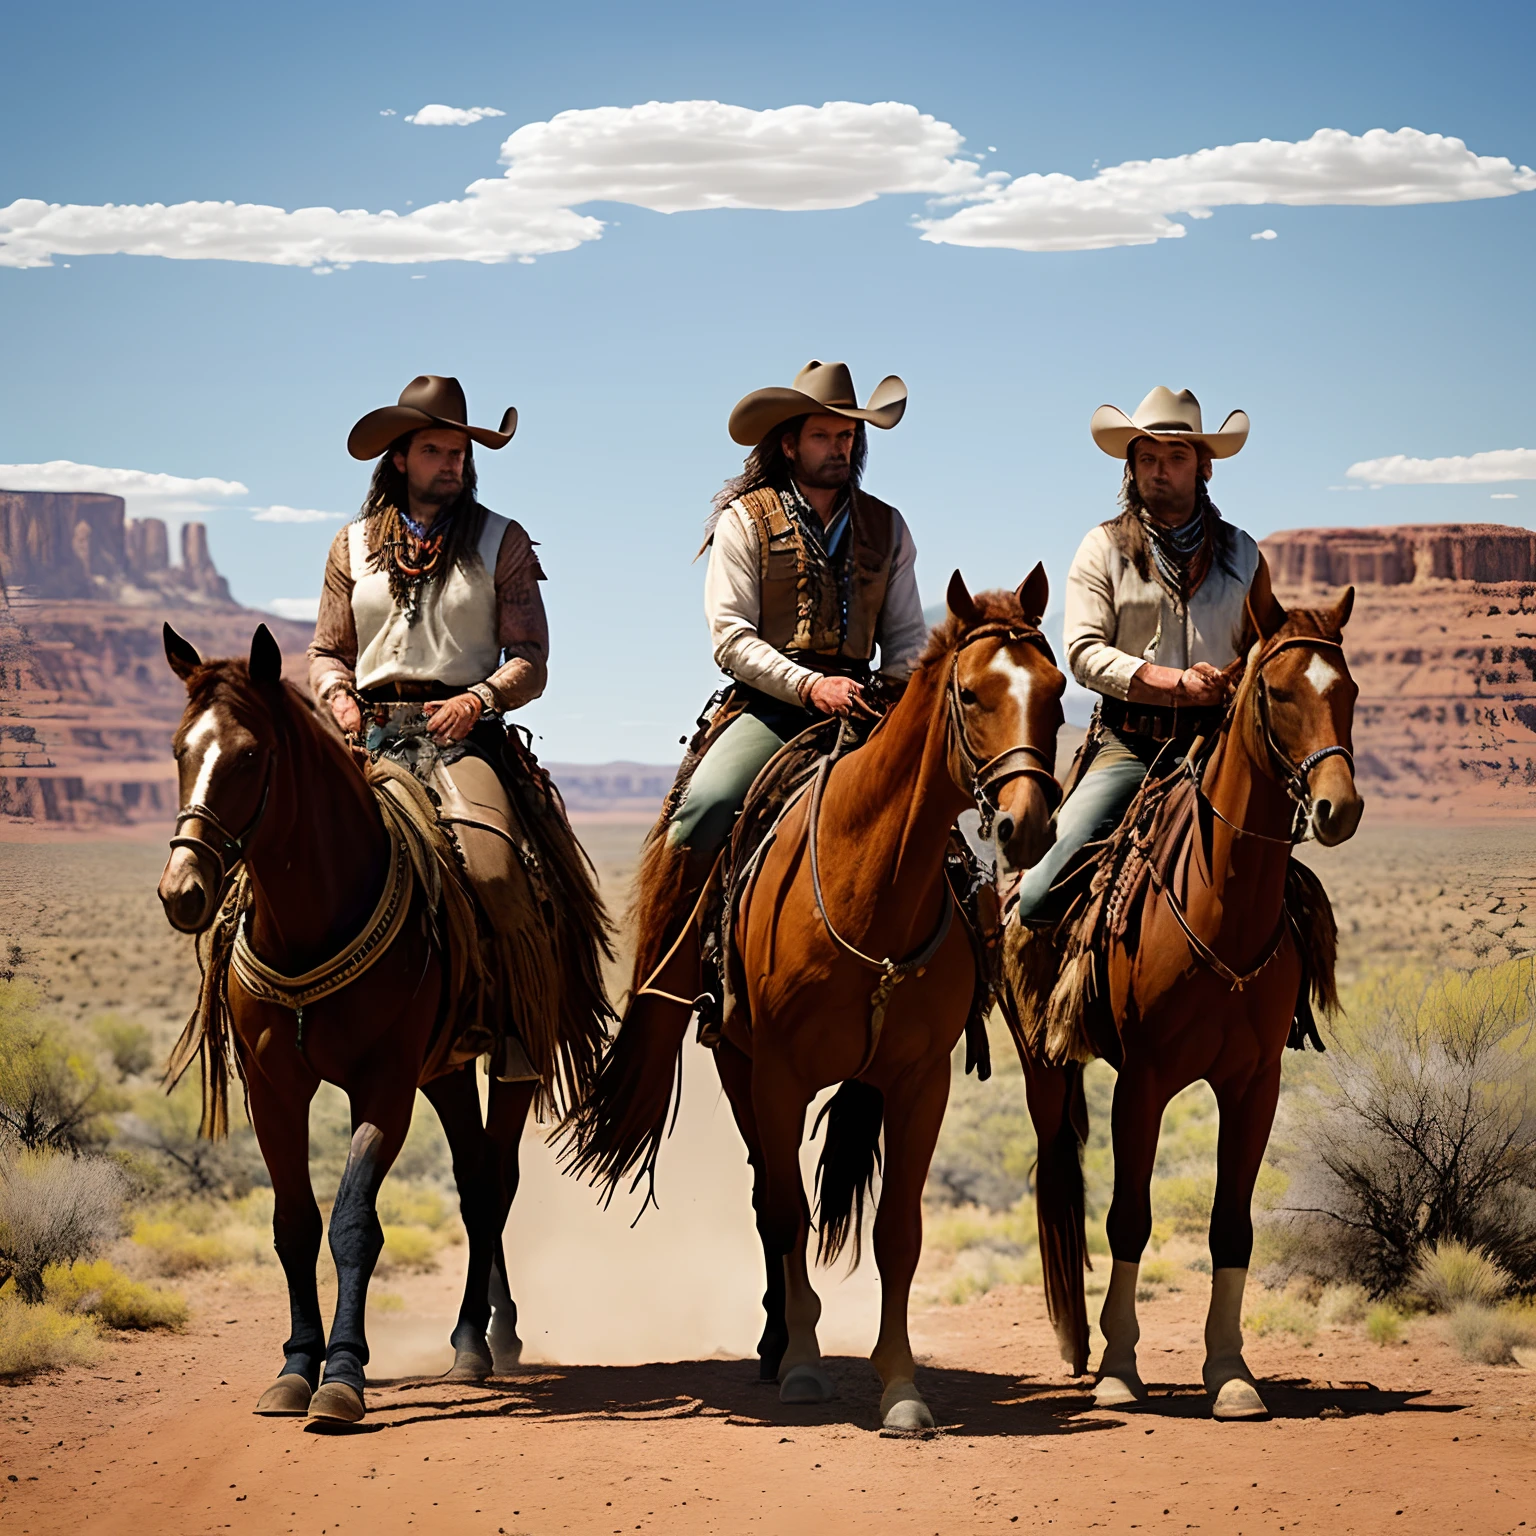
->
[[2, 509, 1535, 1533]]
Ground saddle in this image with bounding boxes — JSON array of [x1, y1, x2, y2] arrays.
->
[[1003, 737, 1337, 1068]]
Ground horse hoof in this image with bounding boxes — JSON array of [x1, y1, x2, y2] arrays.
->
[[879, 1381, 936, 1437], [445, 1346, 493, 1383], [1212, 1377, 1268, 1420], [1093, 1373, 1147, 1407], [778, 1363, 836, 1405], [254, 1374, 313, 1416], [307, 1381, 365, 1424], [488, 1319, 523, 1374]]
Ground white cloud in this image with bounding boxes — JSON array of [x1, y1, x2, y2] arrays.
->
[[1345, 447, 1536, 485], [379, 109, 396, 118], [0, 99, 991, 269], [0, 113, 1529, 270], [252, 504, 344, 523], [918, 128, 1536, 252], [1491, 492, 1519, 500], [1251, 228, 1278, 240], [265, 597, 320, 621], [405, 104, 506, 127], [0, 459, 248, 517]]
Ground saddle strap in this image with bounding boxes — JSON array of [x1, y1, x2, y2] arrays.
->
[[1149, 856, 1287, 992]]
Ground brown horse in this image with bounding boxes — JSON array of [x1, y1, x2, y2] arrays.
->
[[156, 623, 606, 1425], [1006, 588, 1362, 1419], [570, 569, 1065, 1432]]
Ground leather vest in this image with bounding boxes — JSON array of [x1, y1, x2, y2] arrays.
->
[[733, 486, 896, 662]]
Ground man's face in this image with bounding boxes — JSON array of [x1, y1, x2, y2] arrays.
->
[[395, 428, 469, 508], [1131, 437, 1205, 520], [785, 415, 858, 490]]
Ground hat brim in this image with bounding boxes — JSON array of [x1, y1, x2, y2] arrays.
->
[[728, 376, 907, 447], [347, 404, 518, 461], [1090, 404, 1249, 460]]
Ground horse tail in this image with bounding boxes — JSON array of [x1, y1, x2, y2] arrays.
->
[[558, 827, 708, 1208], [1024, 1053, 1091, 1376], [813, 1080, 884, 1268]]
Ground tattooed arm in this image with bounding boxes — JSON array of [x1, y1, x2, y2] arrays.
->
[[482, 521, 550, 712]]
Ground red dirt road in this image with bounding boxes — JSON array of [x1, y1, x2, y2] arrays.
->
[[3, 1273, 1532, 1536]]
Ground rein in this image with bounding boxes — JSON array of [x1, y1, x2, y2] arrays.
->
[[806, 620, 1062, 1075], [169, 758, 273, 898]]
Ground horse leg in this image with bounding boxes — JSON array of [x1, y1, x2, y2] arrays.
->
[[713, 1039, 788, 1382], [421, 1065, 499, 1382], [752, 1060, 829, 1404], [246, 1066, 324, 1416], [1096, 1063, 1167, 1407], [870, 1063, 949, 1434], [1202, 1067, 1283, 1420], [308, 1081, 414, 1424], [484, 1074, 537, 1371]]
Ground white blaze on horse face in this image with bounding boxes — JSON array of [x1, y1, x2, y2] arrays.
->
[[987, 648, 1036, 719], [184, 709, 223, 806], [1304, 653, 1342, 698]]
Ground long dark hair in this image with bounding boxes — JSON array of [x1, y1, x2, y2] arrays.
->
[[705, 415, 868, 535], [1117, 438, 1239, 581], [359, 430, 489, 576]]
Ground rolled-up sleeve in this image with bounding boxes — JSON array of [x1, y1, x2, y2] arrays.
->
[[704, 505, 817, 705], [1064, 526, 1145, 700], [875, 511, 927, 681]]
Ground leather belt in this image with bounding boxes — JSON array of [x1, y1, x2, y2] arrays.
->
[[1098, 697, 1221, 742], [359, 681, 462, 703]]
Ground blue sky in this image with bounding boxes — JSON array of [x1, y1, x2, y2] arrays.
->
[[2, 0, 1532, 760]]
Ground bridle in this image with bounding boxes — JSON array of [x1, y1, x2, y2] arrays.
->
[[169, 753, 274, 905], [946, 622, 1064, 840]]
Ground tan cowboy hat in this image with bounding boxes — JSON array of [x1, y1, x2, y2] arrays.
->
[[1090, 386, 1249, 460], [347, 375, 518, 460], [728, 359, 907, 447]]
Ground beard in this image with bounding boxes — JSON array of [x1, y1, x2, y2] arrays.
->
[[412, 471, 463, 507], [793, 456, 851, 491], [1137, 479, 1197, 523]]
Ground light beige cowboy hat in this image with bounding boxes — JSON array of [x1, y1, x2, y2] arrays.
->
[[347, 375, 518, 460], [728, 359, 907, 447], [1090, 386, 1249, 460]]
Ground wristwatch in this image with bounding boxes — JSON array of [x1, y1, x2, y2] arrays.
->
[[466, 683, 499, 718]]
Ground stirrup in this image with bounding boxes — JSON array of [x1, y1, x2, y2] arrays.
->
[[694, 992, 723, 1048]]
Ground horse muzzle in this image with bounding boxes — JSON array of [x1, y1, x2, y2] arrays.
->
[[1307, 758, 1364, 847], [993, 775, 1056, 877], [158, 845, 219, 933]]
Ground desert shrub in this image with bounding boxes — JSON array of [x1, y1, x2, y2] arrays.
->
[[92, 1017, 154, 1082], [44, 1258, 187, 1331], [376, 1181, 456, 1231], [1410, 1240, 1512, 1312], [0, 1150, 126, 1302], [1446, 1301, 1536, 1365], [376, 1224, 446, 1274], [0, 1289, 101, 1376], [0, 987, 111, 1154], [115, 1078, 268, 1199], [1318, 1283, 1369, 1326], [1246, 1288, 1319, 1344], [1365, 1302, 1406, 1345], [1270, 962, 1536, 1296]]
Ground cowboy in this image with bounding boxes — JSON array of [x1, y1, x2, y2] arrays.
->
[[1010, 386, 1283, 919], [308, 374, 557, 1079]]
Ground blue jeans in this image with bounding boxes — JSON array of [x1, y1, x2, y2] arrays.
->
[[1011, 731, 1154, 922]]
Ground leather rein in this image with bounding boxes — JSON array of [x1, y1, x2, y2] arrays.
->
[[808, 621, 1062, 1075], [169, 757, 273, 901]]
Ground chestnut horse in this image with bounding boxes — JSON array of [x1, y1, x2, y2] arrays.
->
[[156, 624, 602, 1425], [1006, 588, 1362, 1419], [571, 570, 1065, 1433]]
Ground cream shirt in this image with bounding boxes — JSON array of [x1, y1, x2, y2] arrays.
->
[[1064, 520, 1260, 700], [704, 499, 928, 705]]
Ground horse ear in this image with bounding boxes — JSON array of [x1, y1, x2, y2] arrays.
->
[[1015, 562, 1049, 624], [249, 624, 283, 685], [163, 623, 202, 683], [1331, 585, 1355, 630], [946, 569, 980, 625]]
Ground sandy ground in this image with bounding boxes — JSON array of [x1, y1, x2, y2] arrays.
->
[[3, 817, 1535, 1533]]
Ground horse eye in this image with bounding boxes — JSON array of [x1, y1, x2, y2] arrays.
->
[[959, 687, 978, 705]]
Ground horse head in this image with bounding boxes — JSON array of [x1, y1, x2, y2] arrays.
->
[[1243, 586, 1363, 847], [157, 623, 285, 933], [944, 564, 1066, 874]]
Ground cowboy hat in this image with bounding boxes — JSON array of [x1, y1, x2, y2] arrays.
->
[[728, 360, 907, 447], [1090, 386, 1249, 460], [347, 375, 518, 460]]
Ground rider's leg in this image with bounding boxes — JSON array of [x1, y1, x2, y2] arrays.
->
[[1011, 733, 1149, 922], [666, 711, 790, 855]]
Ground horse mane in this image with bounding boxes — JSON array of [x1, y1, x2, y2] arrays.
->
[[916, 588, 1032, 670]]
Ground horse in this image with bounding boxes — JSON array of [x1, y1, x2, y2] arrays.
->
[[155, 622, 608, 1425], [1003, 587, 1362, 1419], [568, 569, 1066, 1433]]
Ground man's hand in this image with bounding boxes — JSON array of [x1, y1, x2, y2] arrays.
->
[[807, 675, 875, 718], [1173, 662, 1228, 707], [328, 690, 362, 737], [423, 693, 484, 743]]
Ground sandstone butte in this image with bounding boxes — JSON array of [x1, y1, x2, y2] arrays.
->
[[2, 490, 1536, 828]]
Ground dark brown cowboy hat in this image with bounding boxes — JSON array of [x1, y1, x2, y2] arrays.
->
[[347, 375, 518, 460], [727, 359, 907, 447]]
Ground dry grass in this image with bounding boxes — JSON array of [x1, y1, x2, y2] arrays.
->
[[1365, 1302, 1407, 1346], [0, 1149, 126, 1302], [1446, 1300, 1536, 1365], [1409, 1240, 1513, 1312], [1245, 1287, 1319, 1345], [44, 1258, 187, 1331], [0, 1288, 101, 1376]]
